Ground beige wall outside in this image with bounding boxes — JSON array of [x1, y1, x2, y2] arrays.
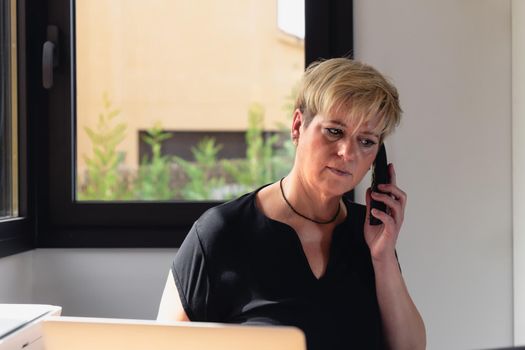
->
[[76, 0, 304, 173]]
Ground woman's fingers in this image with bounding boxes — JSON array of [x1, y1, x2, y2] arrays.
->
[[384, 163, 407, 202], [370, 190, 403, 221], [370, 207, 395, 227], [377, 183, 407, 204], [371, 190, 399, 207]]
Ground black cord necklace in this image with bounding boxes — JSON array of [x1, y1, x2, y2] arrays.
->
[[279, 177, 341, 225]]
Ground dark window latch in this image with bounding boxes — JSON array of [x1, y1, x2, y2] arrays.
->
[[42, 25, 59, 89]]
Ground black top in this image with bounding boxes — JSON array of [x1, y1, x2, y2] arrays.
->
[[172, 187, 385, 349]]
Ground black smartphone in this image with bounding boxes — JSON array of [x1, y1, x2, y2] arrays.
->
[[370, 143, 390, 225]]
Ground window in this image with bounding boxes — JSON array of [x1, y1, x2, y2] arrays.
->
[[0, 0, 33, 258], [75, 0, 303, 202], [0, 0, 18, 220], [19, 0, 353, 248]]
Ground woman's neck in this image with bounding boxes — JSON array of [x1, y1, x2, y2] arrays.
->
[[281, 170, 342, 224]]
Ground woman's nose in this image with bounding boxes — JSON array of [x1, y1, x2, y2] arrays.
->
[[337, 141, 356, 161]]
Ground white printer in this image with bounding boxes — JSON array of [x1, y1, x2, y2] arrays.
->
[[0, 304, 62, 350]]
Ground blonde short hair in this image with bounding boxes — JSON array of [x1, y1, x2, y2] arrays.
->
[[294, 58, 402, 141]]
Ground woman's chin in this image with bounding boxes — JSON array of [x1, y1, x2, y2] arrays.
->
[[317, 180, 354, 198]]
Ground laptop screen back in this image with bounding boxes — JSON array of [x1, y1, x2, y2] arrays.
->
[[42, 316, 306, 350]]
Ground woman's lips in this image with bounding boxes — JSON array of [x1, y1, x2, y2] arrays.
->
[[327, 166, 351, 176]]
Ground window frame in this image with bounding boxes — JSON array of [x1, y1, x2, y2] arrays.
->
[[31, 0, 354, 248], [0, 0, 35, 259]]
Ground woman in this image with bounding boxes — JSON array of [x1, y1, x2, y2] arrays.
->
[[158, 58, 426, 349]]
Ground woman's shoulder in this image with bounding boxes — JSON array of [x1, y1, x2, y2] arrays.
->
[[192, 189, 260, 243], [201, 190, 256, 220]]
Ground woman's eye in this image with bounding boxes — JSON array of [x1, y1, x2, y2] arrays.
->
[[359, 138, 377, 148], [325, 128, 343, 138]]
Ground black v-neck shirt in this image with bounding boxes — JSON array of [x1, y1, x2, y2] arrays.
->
[[172, 188, 385, 349]]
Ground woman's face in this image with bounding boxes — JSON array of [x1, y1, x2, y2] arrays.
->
[[292, 109, 381, 197]]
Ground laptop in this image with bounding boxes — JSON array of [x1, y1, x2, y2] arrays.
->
[[0, 304, 62, 350], [41, 316, 306, 350]]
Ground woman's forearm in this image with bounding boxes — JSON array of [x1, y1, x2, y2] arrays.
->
[[373, 254, 426, 350]]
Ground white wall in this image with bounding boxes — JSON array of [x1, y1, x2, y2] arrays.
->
[[0, 250, 33, 303], [0, 249, 176, 319], [30, 249, 177, 319], [512, 0, 525, 345], [354, 0, 513, 349]]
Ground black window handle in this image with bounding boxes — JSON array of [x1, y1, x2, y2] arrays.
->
[[42, 25, 59, 89]]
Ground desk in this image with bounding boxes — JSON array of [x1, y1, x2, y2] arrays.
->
[[0, 304, 62, 350]]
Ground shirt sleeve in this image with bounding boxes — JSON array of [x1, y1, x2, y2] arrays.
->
[[171, 221, 211, 321]]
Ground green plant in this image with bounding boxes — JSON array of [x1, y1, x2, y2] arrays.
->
[[174, 137, 226, 200], [271, 135, 295, 180], [271, 83, 299, 179], [275, 81, 299, 130], [135, 122, 174, 200], [79, 94, 130, 200], [223, 103, 279, 193]]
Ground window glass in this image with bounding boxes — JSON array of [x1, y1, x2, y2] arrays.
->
[[76, 0, 304, 201], [277, 0, 305, 39], [0, 0, 18, 219]]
